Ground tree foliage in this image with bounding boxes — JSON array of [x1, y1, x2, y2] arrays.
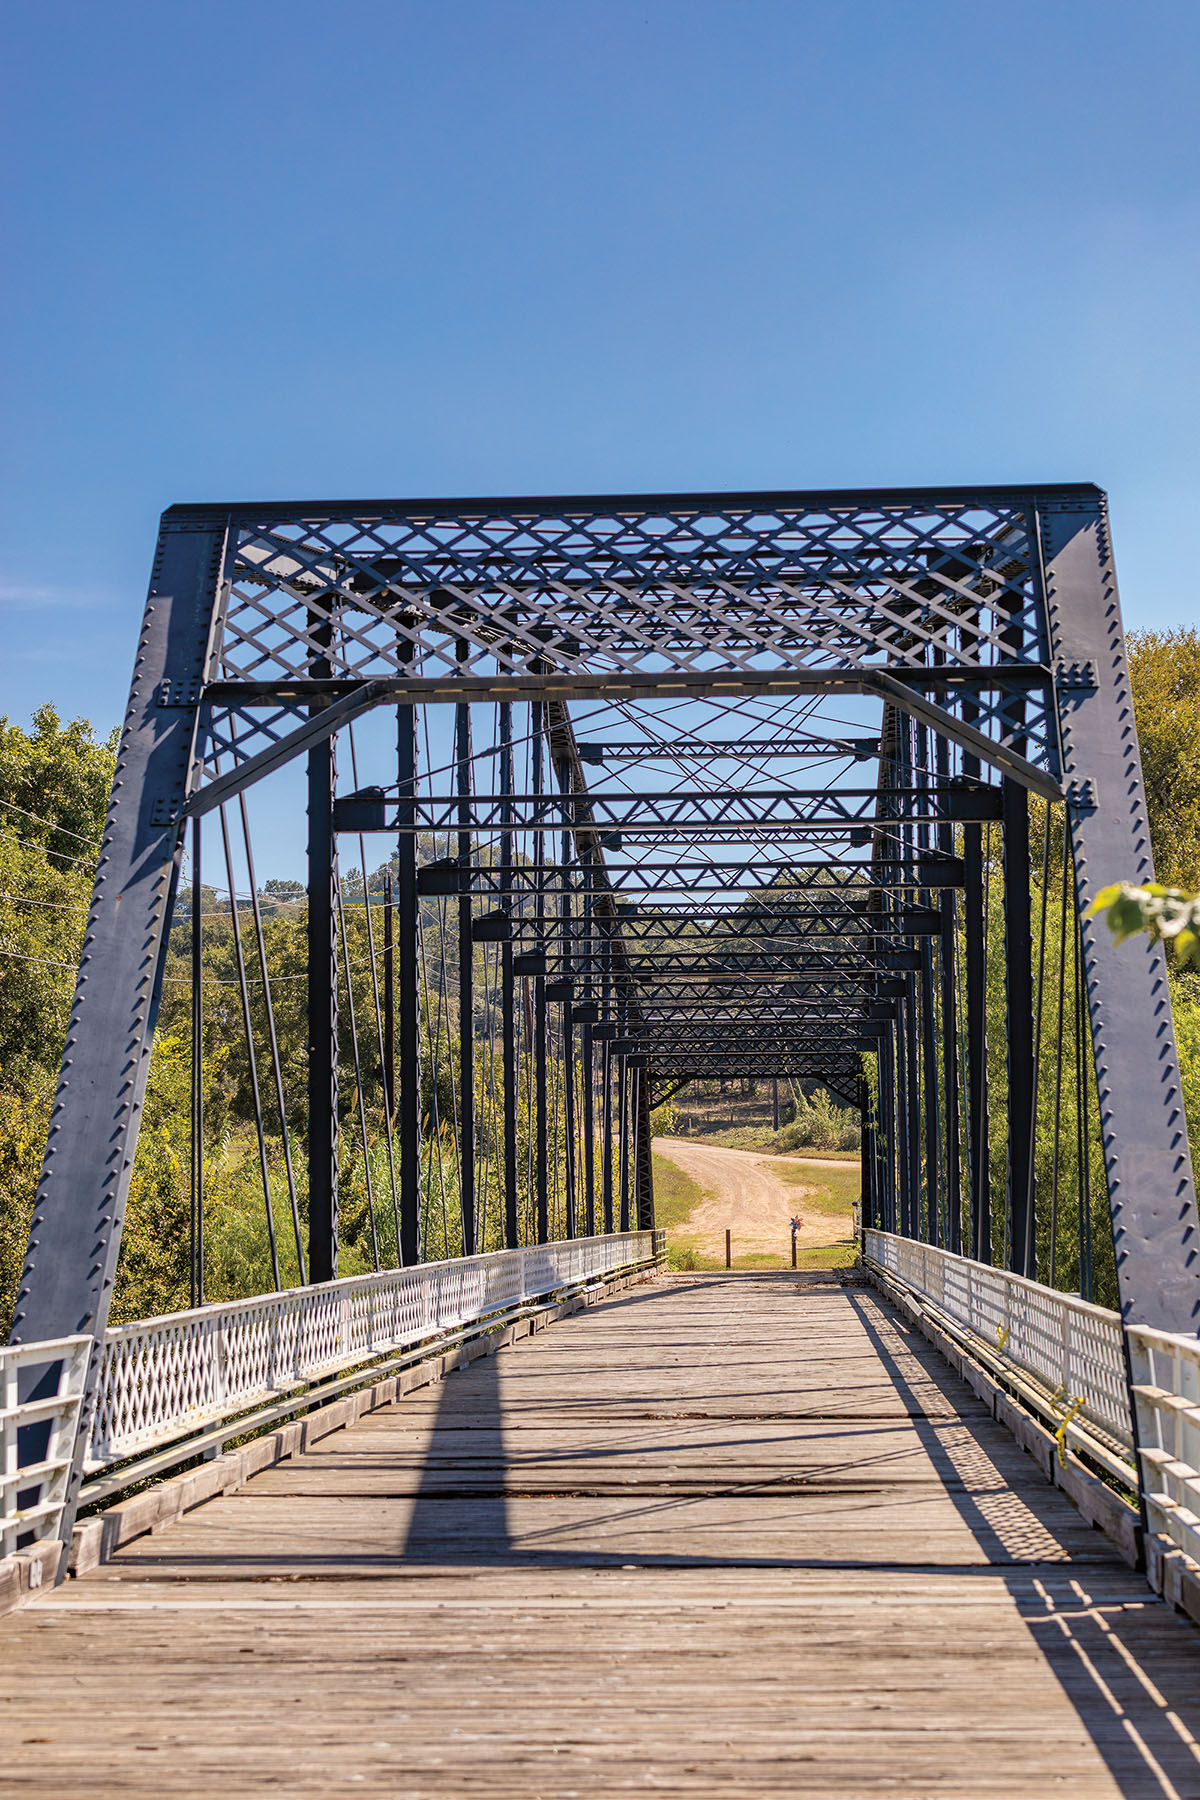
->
[[1127, 628, 1200, 890]]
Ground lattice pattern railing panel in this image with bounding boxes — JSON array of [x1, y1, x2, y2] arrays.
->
[[88, 1232, 657, 1469], [863, 1229, 1131, 1449], [1128, 1326, 1200, 1574], [1, 1336, 90, 1557]]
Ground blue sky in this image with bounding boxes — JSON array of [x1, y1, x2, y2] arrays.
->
[[2, 0, 1198, 873]]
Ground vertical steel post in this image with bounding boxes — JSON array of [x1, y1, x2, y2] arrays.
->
[[582, 885, 596, 1236], [633, 1062, 655, 1230], [562, 1005, 577, 1235], [532, 704, 549, 1241], [962, 746, 991, 1263], [556, 749, 577, 1236], [1041, 496, 1200, 1329], [397, 702, 421, 1265], [618, 1054, 631, 1231], [933, 691, 962, 1254], [919, 942, 942, 1246], [903, 978, 922, 1238], [383, 872, 395, 1121], [455, 682, 475, 1255], [859, 1073, 875, 1230], [601, 1036, 614, 1232], [582, 1017, 596, 1235], [190, 817, 204, 1308], [306, 601, 339, 1284], [880, 1029, 898, 1233], [10, 519, 226, 1571], [499, 700, 519, 1248], [1002, 778, 1036, 1278], [914, 714, 942, 1246]]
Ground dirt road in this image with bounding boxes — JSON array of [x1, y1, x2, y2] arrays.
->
[[653, 1136, 857, 1261]]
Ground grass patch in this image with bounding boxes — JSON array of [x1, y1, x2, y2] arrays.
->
[[796, 1242, 858, 1271], [666, 1244, 858, 1272], [774, 1159, 861, 1215], [651, 1151, 712, 1231]]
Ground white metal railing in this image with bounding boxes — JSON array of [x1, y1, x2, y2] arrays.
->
[[1127, 1325, 1200, 1574], [862, 1228, 1132, 1453], [1, 1336, 91, 1557], [87, 1231, 659, 1471]]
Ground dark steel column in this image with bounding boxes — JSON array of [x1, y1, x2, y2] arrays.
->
[[383, 873, 395, 1121], [306, 687, 339, 1284], [1002, 777, 1036, 1278], [1042, 496, 1200, 1329], [601, 1037, 614, 1232], [10, 520, 226, 1568], [914, 715, 942, 1246], [902, 979, 922, 1238], [880, 1029, 898, 1233], [455, 687, 475, 1255], [532, 704, 549, 1242], [919, 941, 942, 1246], [556, 752, 577, 1236], [499, 700, 519, 1248], [634, 1063, 655, 1230], [582, 1017, 596, 1235], [962, 795, 991, 1263], [397, 702, 421, 1265], [934, 703, 962, 1255], [617, 1054, 631, 1232], [190, 818, 204, 1307], [562, 995, 577, 1237], [859, 1074, 875, 1230]]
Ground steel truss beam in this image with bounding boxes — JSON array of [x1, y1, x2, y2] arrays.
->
[[339, 785, 1004, 835], [11, 482, 1199, 1589], [415, 856, 965, 898]]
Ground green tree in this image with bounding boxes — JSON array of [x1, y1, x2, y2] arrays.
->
[[1127, 628, 1200, 889], [0, 706, 116, 1333]]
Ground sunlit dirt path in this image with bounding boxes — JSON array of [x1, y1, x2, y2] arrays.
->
[[653, 1136, 857, 1261]]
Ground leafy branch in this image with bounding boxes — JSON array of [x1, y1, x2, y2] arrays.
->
[[1088, 882, 1200, 970]]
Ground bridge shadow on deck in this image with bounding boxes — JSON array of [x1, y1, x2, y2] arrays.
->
[[393, 1275, 1200, 1797], [53, 1274, 1200, 1798]]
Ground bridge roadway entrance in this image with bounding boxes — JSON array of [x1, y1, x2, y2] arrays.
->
[[7, 1272, 1200, 1797]]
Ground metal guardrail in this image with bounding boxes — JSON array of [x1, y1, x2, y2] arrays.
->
[[87, 1231, 660, 1471], [1, 1336, 90, 1557], [862, 1229, 1133, 1454], [1127, 1326, 1200, 1576], [862, 1229, 1200, 1588]]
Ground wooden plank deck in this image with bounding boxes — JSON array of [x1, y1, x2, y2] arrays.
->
[[6, 1269, 1200, 1796]]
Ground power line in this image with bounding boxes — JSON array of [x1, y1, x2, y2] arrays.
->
[[0, 948, 79, 971], [0, 828, 96, 870], [0, 892, 90, 913], [0, 798, 102, 847]]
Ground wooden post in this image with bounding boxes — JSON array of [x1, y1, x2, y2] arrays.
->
[[725, 1228, 731, 1270]]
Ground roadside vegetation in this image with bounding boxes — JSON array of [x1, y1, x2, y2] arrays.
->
[[673, 1081, 861, 1156], [0, 627, 1197, 1326]]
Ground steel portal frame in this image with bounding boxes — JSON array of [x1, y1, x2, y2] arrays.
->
[[9, 483, 1200, 1570]]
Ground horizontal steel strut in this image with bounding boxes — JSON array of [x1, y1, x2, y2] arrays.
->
[[11, 478, 1200, 1597]]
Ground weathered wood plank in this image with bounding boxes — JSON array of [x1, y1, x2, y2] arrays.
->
[[4, 1270, 1200, 1797]]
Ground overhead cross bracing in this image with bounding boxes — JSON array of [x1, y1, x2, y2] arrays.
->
[[8, 483, 1200, 1581]]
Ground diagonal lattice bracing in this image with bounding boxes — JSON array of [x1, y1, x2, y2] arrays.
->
[[8, 482, 1200, 1589]]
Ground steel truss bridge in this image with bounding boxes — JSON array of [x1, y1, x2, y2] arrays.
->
[[6, 484, 1200, 1793]]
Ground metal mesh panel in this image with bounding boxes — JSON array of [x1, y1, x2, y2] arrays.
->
[[863, 1228, 1131, 1448], [88, 1232, 655, 1469]]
